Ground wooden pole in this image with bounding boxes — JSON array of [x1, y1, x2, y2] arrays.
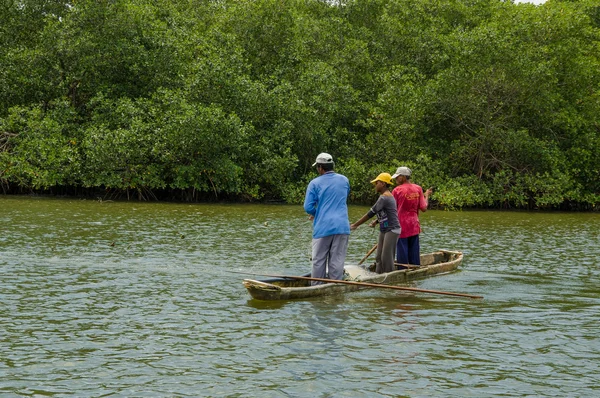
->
[[358, 243, 378, 265], [395, 263, 420, 269], [236, 272, 483, 299]]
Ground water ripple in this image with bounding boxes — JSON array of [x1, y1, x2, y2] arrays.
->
[[1, 198, 599, 396]]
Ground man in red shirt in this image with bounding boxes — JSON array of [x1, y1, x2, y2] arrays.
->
[[391, 167, 432, 266]]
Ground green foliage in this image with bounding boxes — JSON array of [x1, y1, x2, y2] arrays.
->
[[281, 176, 314, 205], [81, 90, 246, 195], [0, 0, 598, 209], [0, 100, 81, 189]]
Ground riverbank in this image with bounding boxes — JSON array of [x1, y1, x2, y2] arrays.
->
[[1, 188, 598, 212]]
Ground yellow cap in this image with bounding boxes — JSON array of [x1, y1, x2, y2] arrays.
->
[[370, 172, 393, 185]]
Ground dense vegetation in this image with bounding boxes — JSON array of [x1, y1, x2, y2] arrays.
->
[[1, 0, 599, 209]]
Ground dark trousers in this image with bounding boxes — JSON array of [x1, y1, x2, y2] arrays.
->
[[396, 235, 420, 265]]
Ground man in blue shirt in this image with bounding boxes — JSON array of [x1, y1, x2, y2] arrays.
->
[[304, 153, 351, 284]]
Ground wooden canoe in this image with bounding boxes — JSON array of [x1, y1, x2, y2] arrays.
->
[[243, 250, 463, 301]]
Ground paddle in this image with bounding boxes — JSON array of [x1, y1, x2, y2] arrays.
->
[[236, 271, 483, 299], [358, 243, 377, 265]]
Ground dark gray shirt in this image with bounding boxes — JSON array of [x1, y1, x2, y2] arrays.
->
[[367, 195, 401, 233]]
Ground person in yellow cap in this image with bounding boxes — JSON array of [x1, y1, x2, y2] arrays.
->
[[350, 173, 401, 274]]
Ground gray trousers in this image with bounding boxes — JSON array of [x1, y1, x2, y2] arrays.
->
[[376, 230, 399, 274], [311, 234, 349, 285]]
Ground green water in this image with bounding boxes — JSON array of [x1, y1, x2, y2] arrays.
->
[[1, 196, 599, 397]]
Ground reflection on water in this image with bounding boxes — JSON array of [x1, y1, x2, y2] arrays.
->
[[1, 196, 599, 397]]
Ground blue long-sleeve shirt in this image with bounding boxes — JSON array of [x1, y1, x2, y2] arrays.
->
[[303, 172, 351, 239]]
